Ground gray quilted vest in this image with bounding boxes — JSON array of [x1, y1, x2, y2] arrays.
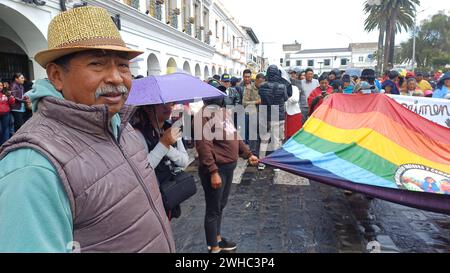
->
[[0, 97, 176, 253]]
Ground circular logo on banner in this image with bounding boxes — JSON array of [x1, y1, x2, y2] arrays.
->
[[395, 164, 450, 195]]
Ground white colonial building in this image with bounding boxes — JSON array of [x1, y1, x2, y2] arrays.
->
[[283, 42, 378, 74], [0, 0, 259, 82]]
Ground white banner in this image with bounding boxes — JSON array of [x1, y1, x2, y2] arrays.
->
[[389, 95, 450, 128]]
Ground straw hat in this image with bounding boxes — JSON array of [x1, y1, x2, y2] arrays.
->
[[34, 6, 143, 68]]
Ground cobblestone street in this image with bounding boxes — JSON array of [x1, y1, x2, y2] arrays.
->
[[172, 158, 450, 253]]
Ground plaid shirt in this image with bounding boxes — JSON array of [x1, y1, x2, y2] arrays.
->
[[242, 83, 260, 108]]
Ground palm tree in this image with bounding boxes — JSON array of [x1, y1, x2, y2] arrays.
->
[[364, 0, 420, 71], [364, 3, 386, 73]]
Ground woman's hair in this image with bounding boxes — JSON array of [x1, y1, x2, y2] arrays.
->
[[12, 73, 24, 82], [407, 78, 417, 85], [131, 105, 154, 131]]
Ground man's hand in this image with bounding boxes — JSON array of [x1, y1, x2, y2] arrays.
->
[[248, 155, 259, 166], [211, 172, 222, 189], [160, 127, 182, 148]]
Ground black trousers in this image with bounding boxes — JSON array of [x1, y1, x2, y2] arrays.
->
[[12, 111, 25, 132], [199, 162, 237, 248]]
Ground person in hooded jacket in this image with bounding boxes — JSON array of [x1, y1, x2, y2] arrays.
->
[[433, 72, 450, 99], [258, 65, 289, 158]]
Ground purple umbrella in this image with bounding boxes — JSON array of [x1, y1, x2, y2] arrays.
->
[[126, 73, 225, 106]]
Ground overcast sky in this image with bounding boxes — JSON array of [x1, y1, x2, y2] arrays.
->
[[223, 0, 450, 61]]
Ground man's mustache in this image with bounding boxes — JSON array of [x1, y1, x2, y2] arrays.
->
[[95, 84, 129, 99]]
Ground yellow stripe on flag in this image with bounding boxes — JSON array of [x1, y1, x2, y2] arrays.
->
[[304, 117, 450, 174]]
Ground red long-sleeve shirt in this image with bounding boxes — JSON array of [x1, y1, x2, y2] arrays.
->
[[0, 94, 15, 113], [307, 86, 333, 109]]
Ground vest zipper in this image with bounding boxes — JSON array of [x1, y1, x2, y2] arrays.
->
[[107, 118, 174, 253]]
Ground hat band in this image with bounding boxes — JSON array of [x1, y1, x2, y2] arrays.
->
[[53, 37, 126, 49]]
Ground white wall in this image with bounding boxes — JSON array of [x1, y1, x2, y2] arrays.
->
[[1, 0, 251, 81]]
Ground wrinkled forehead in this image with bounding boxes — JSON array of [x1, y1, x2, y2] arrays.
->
[[74, 49, 129, 60]]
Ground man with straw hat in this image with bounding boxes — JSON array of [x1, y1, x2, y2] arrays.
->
[[0, 6, 175, 253]]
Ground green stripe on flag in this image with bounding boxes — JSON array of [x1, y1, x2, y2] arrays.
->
[[293, 131, 398, 181]]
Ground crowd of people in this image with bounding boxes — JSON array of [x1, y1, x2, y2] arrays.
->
[[0, 6, 449, 254], [0, 74, 33, 145]]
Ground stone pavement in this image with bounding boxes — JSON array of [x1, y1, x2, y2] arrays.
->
[[171, 157, 450, 253]]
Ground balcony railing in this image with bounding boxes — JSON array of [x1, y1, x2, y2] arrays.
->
[[195, 27, 203, 41], [155, 4, 162, 21], [170, 13, 178, 29], [184, 21, 192, 36], [130, 0, 140, 9], [204, 32, 211, 45]]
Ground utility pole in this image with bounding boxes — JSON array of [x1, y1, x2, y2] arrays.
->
[[411, 8, 428, 71], [411, 13, 417, 72]]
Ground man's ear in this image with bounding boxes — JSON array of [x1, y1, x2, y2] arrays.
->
[[46, 63, 65, 91]]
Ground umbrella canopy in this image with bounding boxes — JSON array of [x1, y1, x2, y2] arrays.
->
[[126, 73, 225, 106], [345, 68, 362, 77]]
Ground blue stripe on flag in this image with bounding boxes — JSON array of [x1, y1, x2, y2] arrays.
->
[[280, 139, 398, 189]]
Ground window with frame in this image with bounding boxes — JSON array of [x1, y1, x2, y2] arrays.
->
[[296, 60, 302, 66], [124, 0, 140, 9], [359, 56, 364, 62], [308, 60, 314, 67], [286, 60, 291, 67], [341, 58, 348, 66], [324, 59, 331, 66], [215, 20, 219, 38]]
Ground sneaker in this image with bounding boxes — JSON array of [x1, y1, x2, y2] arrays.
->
[[218, 238, 237, 251], [208, 248, 225, 254], [257, 163, 266, 170]]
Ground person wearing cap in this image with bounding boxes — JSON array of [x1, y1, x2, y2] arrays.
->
[[289, 70, 298, 81], [415, 72, 433, 93], [221, 74, 240, 107], [433, 71, 450, 99], [0, 6, 175, 253]]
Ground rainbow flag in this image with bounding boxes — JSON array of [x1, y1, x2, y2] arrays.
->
[[262, 94, 450, 214]]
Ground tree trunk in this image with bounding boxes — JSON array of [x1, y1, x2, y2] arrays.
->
[[384, 8, 398, 70], [383, 20, 392, 70], [376, 24, 385, 74], [389, 31, 396, 68]]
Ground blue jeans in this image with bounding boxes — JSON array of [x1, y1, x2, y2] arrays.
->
[[0, 112, 12, 145]]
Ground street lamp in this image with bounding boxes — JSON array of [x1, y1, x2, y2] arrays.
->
[[412, 8, 428, 72], [318, 61, 323, 75]]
